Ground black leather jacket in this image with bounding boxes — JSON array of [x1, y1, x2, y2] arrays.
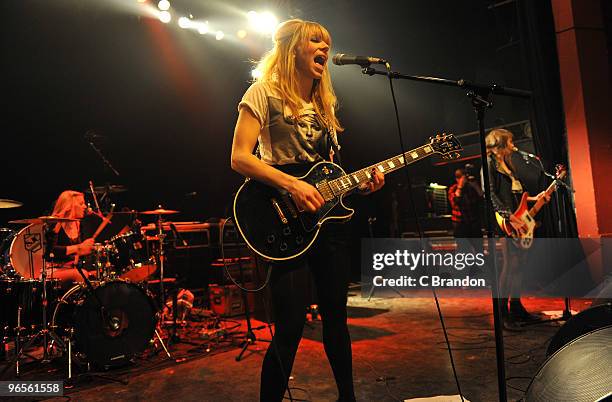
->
[[486, 155, 521, 219]]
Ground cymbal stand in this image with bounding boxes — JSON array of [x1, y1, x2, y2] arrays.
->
[[152, 213, 173, 358], [154, 213, 167, 313]]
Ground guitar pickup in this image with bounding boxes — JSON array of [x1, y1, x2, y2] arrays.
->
[[315, 181, 334, 201], [271, 198, 288, 224], [280, 194, 299, 217]]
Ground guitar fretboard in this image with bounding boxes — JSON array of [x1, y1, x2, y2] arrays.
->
[[328, 144, 435, 196]]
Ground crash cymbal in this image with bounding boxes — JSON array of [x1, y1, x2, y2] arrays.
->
[[0, 199, 23, 209], [140, 208, 180, 215], [9, 216, 79, 224], [86, 184, 128, 194]]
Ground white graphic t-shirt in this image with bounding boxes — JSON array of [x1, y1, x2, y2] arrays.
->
[[238, 81, 338, 165]]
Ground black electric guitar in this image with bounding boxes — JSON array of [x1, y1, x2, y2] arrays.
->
[[233, 134, 462, 261]]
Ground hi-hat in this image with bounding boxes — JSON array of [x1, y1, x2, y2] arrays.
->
[[0, 199, 23, 209], [9, 216, 79, 224], [140, 208, 179, 215], [86, 184, 128, 194]]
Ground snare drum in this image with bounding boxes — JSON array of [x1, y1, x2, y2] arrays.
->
[[108, 231, 157, 282]]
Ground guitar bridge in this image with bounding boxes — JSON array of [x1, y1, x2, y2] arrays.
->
[[271, 198, 288, 224]]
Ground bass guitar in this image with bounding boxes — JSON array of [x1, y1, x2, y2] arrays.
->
[[233, 134, 462, 261], [496, 164, 566, 249]]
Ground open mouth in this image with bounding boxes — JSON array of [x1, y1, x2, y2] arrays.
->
[[314, 55, 326, 67]]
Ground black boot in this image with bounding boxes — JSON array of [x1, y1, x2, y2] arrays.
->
[[509, 299, 540, 322]]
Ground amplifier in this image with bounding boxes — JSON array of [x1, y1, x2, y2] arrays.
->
[[141, 221, 211, 248], [209, 284, 254, 317], [140, 219, 246, 249], [210, 257, 256, 285]]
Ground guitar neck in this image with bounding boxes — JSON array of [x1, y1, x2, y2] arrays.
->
[[327, 144, 436, 196], [528, 179, 558, 218]]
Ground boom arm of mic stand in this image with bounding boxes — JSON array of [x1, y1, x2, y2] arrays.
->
[[361, 67, 532, 98], [87, 141, 121, 177]]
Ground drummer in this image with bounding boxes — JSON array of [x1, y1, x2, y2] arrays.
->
[[45, 190, 95, 283]]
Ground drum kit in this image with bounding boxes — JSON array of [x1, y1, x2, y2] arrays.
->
[[0, 195, 183, 378]]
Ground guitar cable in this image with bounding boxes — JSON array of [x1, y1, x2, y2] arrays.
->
[[219, 216, 272, 293], [220, 216, 295, 401], [383, 64, 465, 402]]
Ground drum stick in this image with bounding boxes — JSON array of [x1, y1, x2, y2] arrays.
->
[[91, 204, 115, 241], [89, 180, 102, 214]]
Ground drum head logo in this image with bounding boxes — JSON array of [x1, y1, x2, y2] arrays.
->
[[24, 233, 42, 253]]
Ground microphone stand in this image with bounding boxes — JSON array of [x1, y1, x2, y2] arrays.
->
[[361, 65, 532, 402], [517, 153, 575, 324]]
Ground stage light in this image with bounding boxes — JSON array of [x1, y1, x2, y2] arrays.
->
[[178, 16, 191, 28], [215, 31, 224, 40], [157, 0, 170, 11], [197, 22, 209, 35], [247, 11, 278, 35], [158, 10, 171, 23], [237, 30, 247, 39], [251, 68, 263, 79]]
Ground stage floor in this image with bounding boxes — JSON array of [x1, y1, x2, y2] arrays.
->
[[3, 291, 592, 402]]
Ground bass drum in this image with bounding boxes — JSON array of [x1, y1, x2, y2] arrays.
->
[[8, 224, 44, 279], [52, 280, 157, 368]]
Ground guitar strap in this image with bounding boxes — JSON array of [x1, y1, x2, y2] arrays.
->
[[327, 127, 342, 165]]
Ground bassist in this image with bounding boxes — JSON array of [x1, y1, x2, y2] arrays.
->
[[485, 128, 550, 328]]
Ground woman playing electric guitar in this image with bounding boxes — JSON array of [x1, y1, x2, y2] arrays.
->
[[230, 19, 384, 402]]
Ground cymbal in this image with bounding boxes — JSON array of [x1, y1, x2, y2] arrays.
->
[[9, 216, 79, 224], [86, 184, 128, 194], [140, 208, 180, 215], [0, 199, 23, 209]]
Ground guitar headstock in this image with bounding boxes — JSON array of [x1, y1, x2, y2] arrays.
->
[[428, 133, 463, 160], [555, 164, 567, 180]]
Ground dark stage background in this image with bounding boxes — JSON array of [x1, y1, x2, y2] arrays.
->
[[3, 0, 547, 236]]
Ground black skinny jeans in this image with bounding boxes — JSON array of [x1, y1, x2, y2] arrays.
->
[[260, 223, 355, 402]]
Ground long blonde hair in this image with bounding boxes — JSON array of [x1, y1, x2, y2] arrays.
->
[[254, 19, 343, 133], [51, 190, 84, 234]]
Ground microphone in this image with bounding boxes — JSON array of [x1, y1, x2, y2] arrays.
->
[[332, 53, 387, 67], [84, 131, 106, 142], [513, 147, 540, 161]]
